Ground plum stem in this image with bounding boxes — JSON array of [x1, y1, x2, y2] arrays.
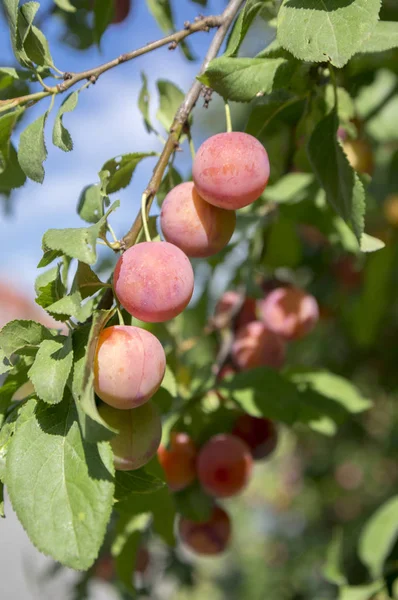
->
[[141, 193, 152, 242], [225, 100, 232, 133], [188, 130, 196, 161]]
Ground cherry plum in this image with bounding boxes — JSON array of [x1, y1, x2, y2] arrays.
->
[[197, 434, 252, 498], [114, 241, 194, 322], [94, 325, 165, 409], [193, 132, 270, 209], [112, 0, 131, 23], [160, 182, 236, 258], [99, 402, 161, 471], [232, 414, 278, 460], [158, 432, 197, 491], [259, 287, 319, 341], [213, 290, 257, 330], [178, 505, 231, 555], [231, 321, 286, 370]]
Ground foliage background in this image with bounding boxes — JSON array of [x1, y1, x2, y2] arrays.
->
[[0, 0, 398, 599]]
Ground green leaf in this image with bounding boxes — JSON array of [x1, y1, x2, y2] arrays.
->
[[359, 496, 398, 579], [28, 336, 73, 404], [43, 291, 85, 322], [114, 469, 165, 501], [225, 0, 265, 57], [24, 25, 54, 67], [93, 0, 113, 46], [102, 153, 156, 194], [338, 582, 385, 600], [0, 362, 31, 428], [290, 370, 372, 414], [117, 458, 176, 546], [71, 312, 116, 443], [36, 264, 66, 309], [0, 109, 23, 169], [157, 166, 183, 207], [323, 529, 347, 586], [42, 200, 119, 265], [74, 262, 105, 300], [219, 368, 302, 424], [0, 349, 12, 376], [53, 92, 78, 152], [146, 0, 173, 31], [264, 216, 302, 268], [359, 21, 398, 53], [245, 98, 295, 138], [0, 320, 53, 360], [18, 112, 48, 183], [308, 110, 365, 244], [6, 397, 114, 570], [112, 512, 151, 593], [198, 56, 297, 102], [53, 0, 76, 12], [359, 233, 385, 253], [350, 244, 393, 348], [0, 143, 26, 196], [138, 72, 154, 134], [277, 0, 381, 68], [262, 172, 315, 204], [77, 184, 104, 224], [174, 483, 214, 523], [156, 80, 184, 132]]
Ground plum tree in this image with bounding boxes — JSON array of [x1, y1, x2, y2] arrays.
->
[[160, 182, 236, 258], [213, 290, 257, 330], [197, 434, 252, 498], [94, 325, 165, 409], [192, 132, 270, 209], [114, 241, 194, 322], [112, 0, 131, 23], [158, 432, 197, 491], [232, 414, 278, 460], [178, 505, 231, 556], [98, 402, 162, 470], [259, 287, 319, 341], [231, 321, 286, 370]]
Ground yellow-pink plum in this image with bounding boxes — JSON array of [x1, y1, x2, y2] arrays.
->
[[160, 182, 236, 258], [98, 402, 162, 471], [114, 241, 194, 322], [192, 132, 270, 209], [94, 325, 165, 409], [231, 321, 286, 370], [259, 286, 319, 340]]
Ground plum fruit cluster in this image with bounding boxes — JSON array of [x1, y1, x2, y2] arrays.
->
[[94, 132, 270, 472], [215, 284, 320, 372], [158, 414, 278, 556]]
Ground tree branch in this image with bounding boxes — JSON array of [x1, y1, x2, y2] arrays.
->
[[121, 0, 246, 249], [0, 14, 224, 115]]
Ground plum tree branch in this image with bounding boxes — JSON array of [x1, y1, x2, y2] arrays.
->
[[121, 0, 246, 250], [0, 14, 224, 114]]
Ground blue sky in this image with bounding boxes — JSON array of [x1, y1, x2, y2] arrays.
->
[[0, 0, 231, 295]]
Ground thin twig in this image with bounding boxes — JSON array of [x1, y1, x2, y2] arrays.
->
[[122, 0, 246, 250], [0, 15, 223, 115]]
